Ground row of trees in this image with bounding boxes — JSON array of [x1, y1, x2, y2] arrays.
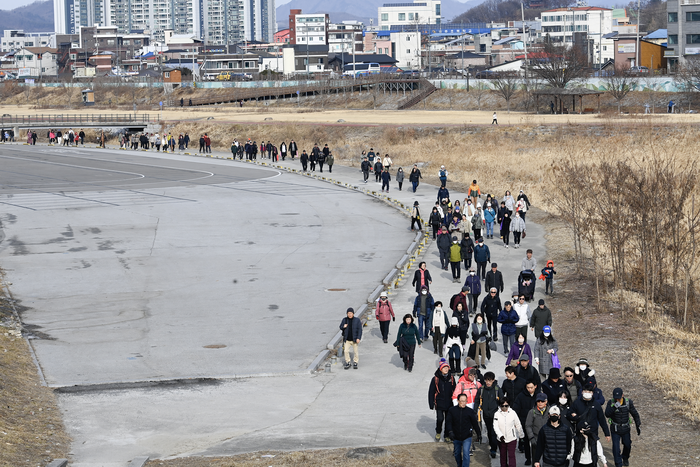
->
[[549, 144, 700, 326]]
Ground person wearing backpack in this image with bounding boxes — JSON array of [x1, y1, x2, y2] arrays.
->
[[438, 165, 448, 188], [477, 371, 504, 458], [605, 388, 641, 467], [429, 361, 456, 442]]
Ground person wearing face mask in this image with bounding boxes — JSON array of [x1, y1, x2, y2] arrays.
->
[[460, 232, 475, 271], [413, 286, 435, 341], [375, 291, 395, 344], [394, 314, 422, 372], [438, 225, 452, 271], [494, 397, 524, 467], [542, 368, 567, 406], [510, 211, 527, 249], [476, 371, 504, 458], [506, 333, 533, 366], [464, 268, 481, 314], [533, 326, 558, 380], [430, 207, 444, 239], [530, 299, 553, 340], [429, 301, 450, 356], [533, 406, 574, 467], [429, 360, 457, 443], [449, 236, 463, 283], [573, 422, 609, 467], [555, 390, 573, 431], [527, 393, 551, 464], [604, 387, 641, 467], [498, 301, 519, 355], [471, 204, 484, 241], [473, 237, 491, 279], [444, 317, 464, 375], [469, 313, 491, 370], [512, 380, 539, 463], [581, 376, 606, 406], [573, 358, 595, 388], [480, 287, 502, 341], [568, 384, 611, 446]]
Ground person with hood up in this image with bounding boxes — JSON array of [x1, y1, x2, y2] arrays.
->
[[429, 360, 456, 442], [449, 236, 463, 283], [437, 226, 452, 270], [494, 397, 524, 467], [375, 291, 395, 343], [413, 286, 435, 340], [510, 211, 527, 249], [498, 301, 519, 355], [477, 371, 505, 458], [396, 167, 405, 190], [530, 299, 553, 340], [533, 326, 559, 380], [444, 316, 464, 375], [411, 201, 422, 231], [540, 260, 557, 295], [429, 301, 450, 356], [458, 232, 474, 272], [464, 268, 481, 312], [394, 314, 422, 372]]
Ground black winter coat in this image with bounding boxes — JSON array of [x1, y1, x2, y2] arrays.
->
[[480, 294, 502, 318], [437, 231, 452, 252], [429, 369, 456, 411], [485, 269, 504, 293], [445, 405, 481, 441], [534, 422, 573, 466], [568, 398, 610, 438], [460, 237, 474, 260], [542, 378, 568, 405], [477, 383, 504, 418], [501, 376, 526, 403], [513, 390, 537, 424]]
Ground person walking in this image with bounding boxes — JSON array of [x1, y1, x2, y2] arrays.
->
[[430, 207, 443, 239], [446, 392, 482, 467], [533, 406, 574, 467], [309, 147, 317, 171], [382, 153, 392, 170], [444, 317, 463, 375], [484, 203, 497, 239], [360, 156, 371, 183], [375, 291, 395, 343], [501, 211, 512, 248], [540, 261, 557, 295], [510, 212, 526, 249], [494, 397, 524, 467], [477, 371, 504, 458], [471, 204, 484, 241], [506, 334, 533, 366], [485, 263, 504, 297], [470, 313, 490, 369], [412, 261, 433, 293], [413, 286, 435, 340], [542, 368, 567, 406], [339, 308, 362, 370], [317, 145, 327, 172], [473, 238, 491, 279], [450, 237, 463, 283], [411, 201, 422, 231], [396, 167, 405, 191], [300, 150, 309, 171], [498, 301, 519, 355], [604, 388, 641, 467], [409, 164, 422, 192], [527, 393, 551, 464], [439, 165, 448, 188], [492, 112, 498, 125], [381, 167, 391, 192], [464, 268, 481, 312], [394, 314, 422, 372], [480, 287, 501, 340], [289, 140, 298, 159], [438, 226, 452, 270], [326, 151, 334, 173], [430, 360, 457, 442], [373, 157, 383, 182], [513, 295, 531, 340], [513, 380, 539, 464], [530, 299, 553, 340], [429, 301, 450, 356], [279, 141, 287, 161]]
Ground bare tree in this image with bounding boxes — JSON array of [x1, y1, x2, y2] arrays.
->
[[470, 81, 489, 110], [530, 41, 588, 88], [603, 64, 638, 112], [491, 73, 520, 113]]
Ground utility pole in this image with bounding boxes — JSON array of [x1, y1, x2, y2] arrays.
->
[[521, 2, 528, 83], [635, 0, 641, 67]]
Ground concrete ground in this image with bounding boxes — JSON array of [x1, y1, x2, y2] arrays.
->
[[0, 141, 548, 466]]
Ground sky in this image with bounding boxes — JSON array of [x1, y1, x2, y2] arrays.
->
[[3, 0, 45, 9]]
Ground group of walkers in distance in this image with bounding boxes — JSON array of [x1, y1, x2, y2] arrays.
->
[[230, 139, 336, 173], [118, 132, 211, 153], [339, 167, 641, 467], [0, 128, 88, 146]]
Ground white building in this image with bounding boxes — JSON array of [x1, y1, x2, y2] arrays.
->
[[244, 0, 276, 42], [14, 47, 58, 78], [103, 0, 193, 41], [290, 11, 329, 46], [378, 0, 441, 31], [390, 31, 420, 69], [540, 7, 613, 63], [54, 0, 106, 34], [328, 21, 363, 54], [1, 30, 55, 53]]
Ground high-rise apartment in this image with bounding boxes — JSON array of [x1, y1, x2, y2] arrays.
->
[[197, 0, 245, 45], [104, 0, 193, 41], [54, 0, 106, 34], [244, 0, 276, 42], [666, 0, 700, 68]]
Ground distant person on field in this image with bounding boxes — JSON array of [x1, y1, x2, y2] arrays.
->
[[492, 112, 498, 125]]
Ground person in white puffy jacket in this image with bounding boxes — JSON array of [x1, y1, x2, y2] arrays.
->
[[494, 398, 524, 466]]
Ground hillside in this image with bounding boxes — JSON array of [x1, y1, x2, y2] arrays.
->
[[0, 0, 54, 34]]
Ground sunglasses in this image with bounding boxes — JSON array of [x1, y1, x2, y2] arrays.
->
[[565, 374, 574, 378], [519, 298, 525, 301], [502, 404, 509, 408]]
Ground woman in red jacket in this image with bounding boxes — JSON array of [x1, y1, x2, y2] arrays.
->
[[375, 291, 395, 343]]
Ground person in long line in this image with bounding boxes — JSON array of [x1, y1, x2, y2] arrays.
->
[[460, 232, 475, 272], [279, 141, 287, 161], [526, 393, 551, 466], [429, 301, 449, 357], [411, 201, 422, 231], [533, 326, 558, 381], [498, 301, 519, 355], [300, 150, 309, 171], [413, 286, 435, 341], [360, 156, 371, 183], [438, 225, 452, 270], [375, 291, 395, 344], [533, 406, 574, 467], [604, 388, 641, 467], [530, 299, 552, 340], [326, 151, 334, 173], [339, 307, 362, 370], [289, 139, 298, 159], [412, 261, 433, 294], [470, 313, 490, 369], [394, 313, 422, 372], [396, 167, 405, 191], [430, 207, 443, 239], [513, 294, 531, 341], [429, 361, 456, 443], [477, 371, 504, 459], [409, 164, 422, 192], [506, 333, 533, 367], [510, 211, 526, 249], [381, 167, 391, 192], [494, 397, 524, 467], [444, 317, 464, 375], [513, 380, 539, 465], [504, 191, 516, 215], [481, 287, 502, 341], [446, 392, 482, 467]]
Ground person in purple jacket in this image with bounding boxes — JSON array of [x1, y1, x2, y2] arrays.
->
[[506, 333, 533, 366]]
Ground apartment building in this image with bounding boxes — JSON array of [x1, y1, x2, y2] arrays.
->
[[328, 21, 363, 54], [244, 0, 276, 42], [1, 30, 55, 53], [540, 7, 613, 64], [666, 0, 700, 68], [14, 47, 59, 78], [289, 10, 330, 46], [378, 0, 441, 31], [54, 0, 106, 34], [197, 0, 245, 45], [390, 31, 420, 68]]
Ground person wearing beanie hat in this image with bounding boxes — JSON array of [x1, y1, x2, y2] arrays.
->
[[529, 299, 552, 340], [533, 324, 558, 380], [375, 291, 395, 343], [437, 224, 452, 270], [429, 359, 457, 442], [605, 387, 642, 467], [449, 236, 463, 282], [542, 367, 566, 406], [411, 200, 422, 231], [444, 316, 463, 375], [340, 307, 362, 370], [574, 357, 595, 388]]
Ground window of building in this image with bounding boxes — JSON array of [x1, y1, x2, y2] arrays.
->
[[669, 34, 678, 44], [164, 72, 170, 78], [381, 13, 388, 21], [408, 13, 414, 20], [668, 12, 678, 22], [435, 4, 440, 15], [603, 45, 607, 51], [687, 34, 700, 43], [398, 13, 405, 21], [686, 11, 700, 21]]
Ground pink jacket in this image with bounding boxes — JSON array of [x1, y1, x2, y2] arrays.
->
[[375, 299, 395, 321]]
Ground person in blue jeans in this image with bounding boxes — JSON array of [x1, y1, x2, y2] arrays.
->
[[484, 204, 496, 239], [413, 286, 435, 340], [446, 393, 482, 467]]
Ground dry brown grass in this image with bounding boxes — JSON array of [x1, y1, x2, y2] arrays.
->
[[0, 278, 71, 466]]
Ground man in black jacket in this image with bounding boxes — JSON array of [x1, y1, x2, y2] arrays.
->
[[515, 355, 541, 390], [480, 287, 501, 340], [501, 365, 526, 402], [568, 383, 611, 442], [604, 387, 641, 467], [429, 361, 456, 443], [446, 393, 482, 467], [542, 368, 567, 406], [533, 406, 573, 467], [339, 308, 362, 370], [485, 263, 504, 296], [477, 372, 504, 458], [513, 380, 538, 463], [360, 157, 371, 183], [437, 226, 452, 271]]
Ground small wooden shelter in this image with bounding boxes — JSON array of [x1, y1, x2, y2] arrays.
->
[[533, 87, 604, 114]]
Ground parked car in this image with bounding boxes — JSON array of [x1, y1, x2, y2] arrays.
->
[[627, 66, 649, 74], [474, 70, 498, 79]]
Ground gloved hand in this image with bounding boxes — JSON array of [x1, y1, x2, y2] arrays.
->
[[392, 317, 395, 322], [636, 425, 641, 436], [499, 436, 505, 443], [448, 431, 455, 440]]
